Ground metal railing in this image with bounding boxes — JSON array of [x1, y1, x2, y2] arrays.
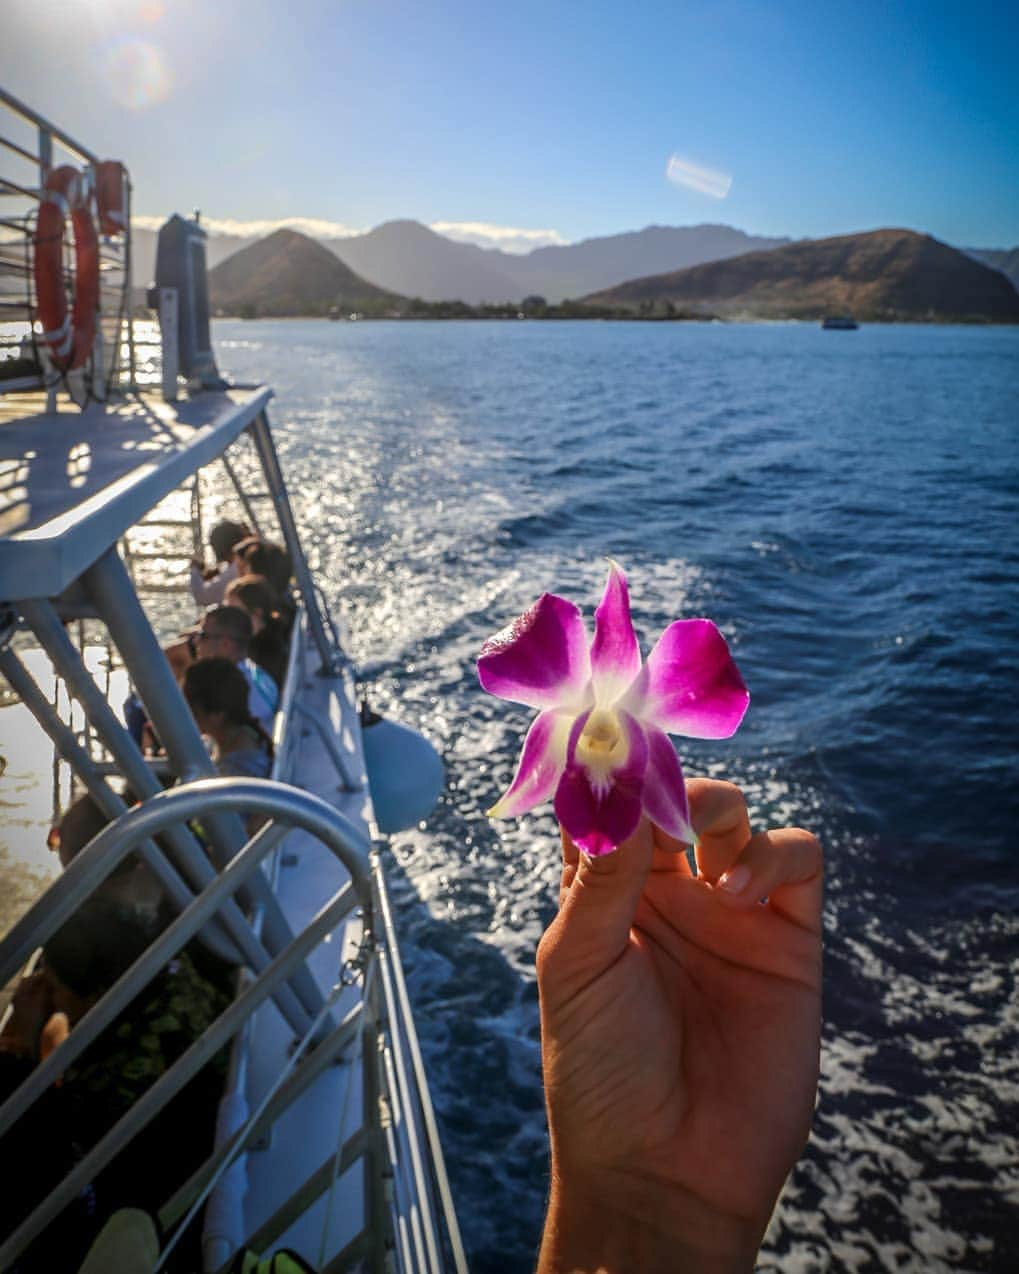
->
[[0, 777, 465, 1272], [0, 85, 136, 401]]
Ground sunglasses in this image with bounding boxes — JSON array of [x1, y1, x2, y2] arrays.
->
[[187, 628, 224, 659]]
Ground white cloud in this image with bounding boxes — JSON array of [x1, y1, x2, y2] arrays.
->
[[131, 214, 363, 239], [130, 214, 571, 254], [665, 154, 733, 200], [429, 221, 570, 254]]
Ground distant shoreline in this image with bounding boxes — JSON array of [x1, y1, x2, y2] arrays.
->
[[202, 313, 1019, 327]]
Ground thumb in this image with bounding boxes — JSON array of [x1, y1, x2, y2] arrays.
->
[[554, 818, 654, 971]]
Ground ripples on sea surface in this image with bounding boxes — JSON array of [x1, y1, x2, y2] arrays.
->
[[214, 319, 1019, 1272], [8, 318, 1016, 1270]]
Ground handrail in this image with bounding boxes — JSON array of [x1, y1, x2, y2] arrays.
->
[[271, 611, 307, 783], [0, 86, 134, 399], [0, 86, 99, 166], [373, 857, 469, 1273], [0, 777, 373, 1270]]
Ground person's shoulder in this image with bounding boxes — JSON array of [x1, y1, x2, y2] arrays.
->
[[217, 745, 271, 779]]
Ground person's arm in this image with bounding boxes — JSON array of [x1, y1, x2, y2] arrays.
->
[[0, 969, 53, 1061], [163, 635, 194, 680], [189, 560, 238, 607], [536, 780, 823, 1274]]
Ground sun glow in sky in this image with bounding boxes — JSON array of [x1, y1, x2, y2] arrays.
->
[[2, 0, 1016, 250]]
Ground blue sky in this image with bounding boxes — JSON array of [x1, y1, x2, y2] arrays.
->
[[3, 0, 1017, 250]]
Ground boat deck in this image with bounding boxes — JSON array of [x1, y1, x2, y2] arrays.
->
[[0, 386, 272, 600], [240, 645, 375, 1261]]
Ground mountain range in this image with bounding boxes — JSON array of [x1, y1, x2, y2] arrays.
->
[[133, 217, 1019, 309], [137, 222, 788, 304], [205, 225, 1019, 324], [584, 229, 1019, 323]]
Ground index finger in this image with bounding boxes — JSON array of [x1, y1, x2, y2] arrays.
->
[[687, 778, 752, 883]]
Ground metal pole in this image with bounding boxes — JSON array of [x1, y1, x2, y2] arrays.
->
[[0, 820, 292, 1134], [19, 596, 315, 1035], [125, 171, 137, 391], [0, 864, 357, 1271], [81, 546, 236, 787], [0, 645, 206, 930], [247, 410, 340, 673], [220, 450, 265, 539], [80, 546, 327, 1023], [362, 967, 390, 1274]]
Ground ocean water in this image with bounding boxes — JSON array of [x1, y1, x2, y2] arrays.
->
[[208, 319, 1019, 1272], [5, 318, 1019, 1270]]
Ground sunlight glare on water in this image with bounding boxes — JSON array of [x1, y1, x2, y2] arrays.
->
[[212, 318, 1019, 1272]]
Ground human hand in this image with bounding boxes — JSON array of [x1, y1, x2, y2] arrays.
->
[[0, 970, 54, 1060], [536, 779, 822, 1273]]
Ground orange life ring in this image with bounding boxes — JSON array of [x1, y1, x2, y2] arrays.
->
[[34, 165, 99, 372], [95, 160, 128, 236]]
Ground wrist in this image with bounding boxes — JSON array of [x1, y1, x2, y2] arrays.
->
[[538, 1170, 762, 1274]]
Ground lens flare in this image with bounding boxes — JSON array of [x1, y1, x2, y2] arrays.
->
[[665, 153, 733, 200], [102, 36, 172, 110]]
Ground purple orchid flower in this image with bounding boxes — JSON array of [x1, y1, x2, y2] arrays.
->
[[477, 562, 749, 856]]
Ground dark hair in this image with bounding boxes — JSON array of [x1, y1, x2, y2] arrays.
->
[[209, 519, 249, 564], [44, 895, 155, 999], [55, 792, 140, 880], [226, 575, 279, 621], [56, 792, 108, 862], [204, 604, 253, 653], [234, 537, 292, 596], [183, 657, 274, 757], [184, 657, 250, 723]]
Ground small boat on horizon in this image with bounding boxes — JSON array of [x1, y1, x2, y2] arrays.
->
[[822, 315, 859, 330]]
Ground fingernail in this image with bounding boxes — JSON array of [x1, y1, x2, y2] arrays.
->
[[718, 865, 751, 894]]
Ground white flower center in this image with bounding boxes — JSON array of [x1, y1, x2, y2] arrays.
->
[[576, 708, 627, 796]]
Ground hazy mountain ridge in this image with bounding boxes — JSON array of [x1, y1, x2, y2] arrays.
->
[[322, 220, 522, 303], [134, 219, 792, 305], [136, 217, 1019, 317], [583, 229, 1019, 322], [207, 228, 398, 316], [492, 224, 790, 301]]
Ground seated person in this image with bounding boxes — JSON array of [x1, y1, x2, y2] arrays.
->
[[47, 792, 163, 925], [166, 605, 279, 734], [232, 536, 293, 604], [224, 574, 290, 687], [188, 519, 250, 608], [183, 657, 274, 780], [0, 895, 228, 1272]]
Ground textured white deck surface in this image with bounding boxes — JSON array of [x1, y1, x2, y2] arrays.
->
[[238, 642, 378, 1266]]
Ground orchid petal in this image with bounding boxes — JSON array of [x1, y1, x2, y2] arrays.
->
[[641, 726, 694, 844], [623, 619, 749, 738], [590, 560, 641, 707], [478, 593, 592, 710], [554, 709, 648, 856], [488, 709, 573, 818]]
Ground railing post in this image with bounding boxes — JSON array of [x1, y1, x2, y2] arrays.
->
[[0, 644, 204, 929], [247, 409, 342, 674], [220, 450, 265, 539], [16, 598, 316, 1035], [37, 123, 51, 181], [362, 960, 390, 1274], [79, 546, 329, 1026]]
